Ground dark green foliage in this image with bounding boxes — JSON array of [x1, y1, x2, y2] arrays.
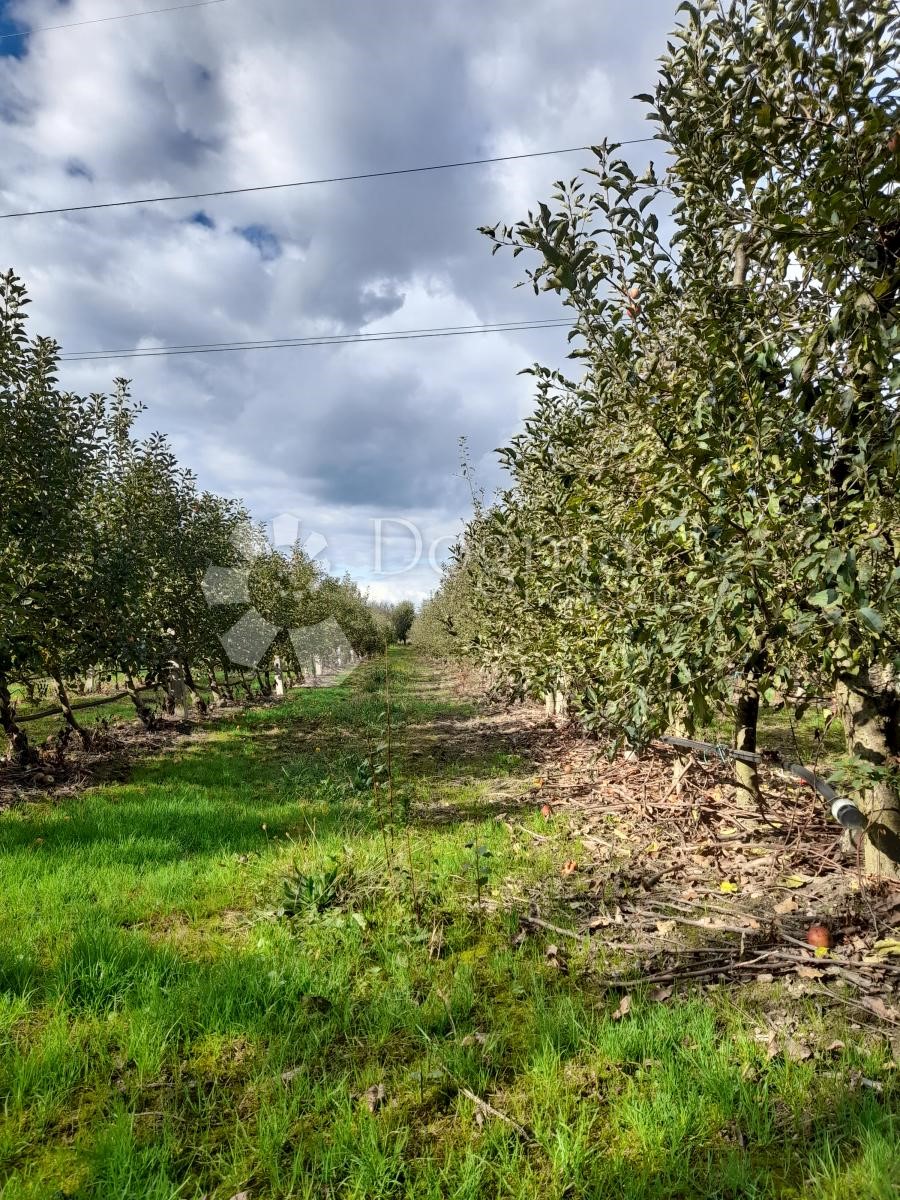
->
[[449, 0, 899, 871]]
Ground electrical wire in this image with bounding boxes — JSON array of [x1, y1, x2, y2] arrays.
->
[[59, 317, 573, 362], [0, 0, 227, 42], [0, 138, 657, 220]]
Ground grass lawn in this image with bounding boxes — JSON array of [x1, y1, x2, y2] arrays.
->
[[0, 649, 894, 1199]]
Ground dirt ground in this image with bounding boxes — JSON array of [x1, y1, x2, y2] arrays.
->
[[438, 665, 900, 1036]]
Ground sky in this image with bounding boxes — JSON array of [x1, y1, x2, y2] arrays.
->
[[0, 0, 679, 602]]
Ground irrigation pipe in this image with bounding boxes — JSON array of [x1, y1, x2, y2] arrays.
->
[[656, 734, 866, 831]]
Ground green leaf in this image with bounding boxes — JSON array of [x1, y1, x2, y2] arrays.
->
[[858, 607, 884, 633], [810, 590, 840, 609]]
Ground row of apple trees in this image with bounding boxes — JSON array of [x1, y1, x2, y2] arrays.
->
[[415, 0, 899, 875], [0, 270, 387, 764]]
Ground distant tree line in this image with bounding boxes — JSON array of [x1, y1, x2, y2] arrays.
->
[[0, 271, 392, 764]]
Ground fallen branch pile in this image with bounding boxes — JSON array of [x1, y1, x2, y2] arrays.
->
[[480, 701, 900, 1027]]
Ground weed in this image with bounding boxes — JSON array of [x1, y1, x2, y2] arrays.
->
[[278, 858, 347, 916]]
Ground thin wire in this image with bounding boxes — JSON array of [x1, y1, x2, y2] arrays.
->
[[0, 138, 657, 221], [59, 318, 573, 362], [61, 314, 571, 360], [0, 0, 227, 42]]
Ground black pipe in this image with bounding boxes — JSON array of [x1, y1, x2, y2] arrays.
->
[[656, 734, 865, 830]]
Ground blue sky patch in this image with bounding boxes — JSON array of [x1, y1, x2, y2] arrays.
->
[[189, 210, 216, 229], [238, 223, 282, 261], [0, 2, 29, 59]]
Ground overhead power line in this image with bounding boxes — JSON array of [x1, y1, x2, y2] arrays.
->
[[0, 0, 227, 43], [0, 138, 657, 221], [58, 317, 573, 362]]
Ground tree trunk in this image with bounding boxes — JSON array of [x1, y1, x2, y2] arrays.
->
[[0, 673, 38, 765], [670, 710, 694, 796], [835, 668, 900, 879], [205, 666, 226, 708], [167, 661, 190, 718], [182, 662, 208, 716], [125, 670, 154, 729], [51, 671, 91, 748], [734, 683, 760, 800]]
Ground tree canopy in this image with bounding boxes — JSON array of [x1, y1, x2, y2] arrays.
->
[[422, 0, 900, 875]]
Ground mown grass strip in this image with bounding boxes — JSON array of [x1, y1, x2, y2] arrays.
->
[[0, 650, 894, 1199]]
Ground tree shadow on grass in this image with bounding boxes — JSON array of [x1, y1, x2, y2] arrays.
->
[[0, 905, 894, 1200]]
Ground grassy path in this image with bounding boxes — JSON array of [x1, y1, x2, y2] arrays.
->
[[0, 650, 895, 1199]]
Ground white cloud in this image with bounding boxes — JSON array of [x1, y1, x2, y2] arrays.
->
[[0, 0, 678, 595]]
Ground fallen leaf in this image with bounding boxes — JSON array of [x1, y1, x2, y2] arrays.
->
[[612, 994, 632, 1021], [544, 943, 567, 972], [561, 860, 579, 876], [785, 1038, 812, 1062], [655, 919, 677, 937], [460, 1032, 488, 1047], [719, 881, 739, 894], [861, 996, 899, 1023], [774, 897, 798, 915], [779, 874, 812, 889], [588, 914, 614, 930], [869, 938, 900, 959], [361, 1083, 386, 1113], [795, 966, 820, 980]]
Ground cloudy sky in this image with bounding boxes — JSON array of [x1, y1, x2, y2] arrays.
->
[[1, 0, 677, 600]]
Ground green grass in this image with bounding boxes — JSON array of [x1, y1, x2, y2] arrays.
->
[[0, 650, 894, 1199]]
